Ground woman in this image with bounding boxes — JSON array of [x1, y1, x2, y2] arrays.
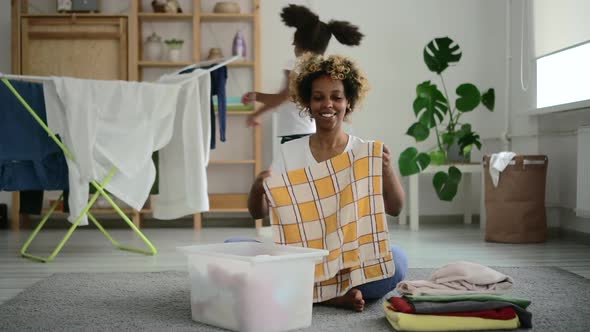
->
[[248, 54, 407, 311], [241, 4, 363, 144]]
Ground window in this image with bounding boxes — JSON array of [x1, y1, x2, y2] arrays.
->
[[536, 41, 590, 113]]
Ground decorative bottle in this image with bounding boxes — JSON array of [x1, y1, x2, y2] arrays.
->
[[232, 30, 246, 58], [144, 32, 163, 61]]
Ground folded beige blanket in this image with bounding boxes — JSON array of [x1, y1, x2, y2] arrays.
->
[[396, 261, 513, 295]]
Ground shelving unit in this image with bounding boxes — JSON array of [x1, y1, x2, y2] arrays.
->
[[9, 1, 136, 230], [8, 0, 261, 231], [132, 0, 262, 230]]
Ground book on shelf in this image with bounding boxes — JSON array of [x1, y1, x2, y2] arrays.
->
[[213, 96, 254, 112]]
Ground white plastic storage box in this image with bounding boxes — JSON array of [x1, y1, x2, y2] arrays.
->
[[178, 242, 328, 332]]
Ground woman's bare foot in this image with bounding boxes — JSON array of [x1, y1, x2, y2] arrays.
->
[[322, 288, 365, 312]]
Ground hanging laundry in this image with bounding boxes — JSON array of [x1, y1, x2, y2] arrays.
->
[[179, 65, 228, 149], [43, 77, 182, 225], [0, 79, 69, 192], [154, 69, 211, 219]]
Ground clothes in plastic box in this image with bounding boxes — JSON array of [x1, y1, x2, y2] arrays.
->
[[178, 242, 328, 332]]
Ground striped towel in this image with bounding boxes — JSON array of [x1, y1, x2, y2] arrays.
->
[[264, 141, 395, 302]]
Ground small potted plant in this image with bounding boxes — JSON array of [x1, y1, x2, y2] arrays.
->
[[164, 38, 184, 61]]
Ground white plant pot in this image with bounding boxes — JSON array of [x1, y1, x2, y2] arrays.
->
[[168, 48, 181, 62]]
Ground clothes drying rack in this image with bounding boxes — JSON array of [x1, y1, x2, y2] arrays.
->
[[0, 55, 240, 262]]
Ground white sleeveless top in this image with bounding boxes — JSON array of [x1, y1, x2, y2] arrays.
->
[[275, 58, 316, 137]]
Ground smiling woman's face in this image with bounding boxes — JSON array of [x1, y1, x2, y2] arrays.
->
[[308, 75, 349, 131]]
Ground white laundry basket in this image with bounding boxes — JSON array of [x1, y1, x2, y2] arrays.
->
[[178, 242, 328, 332]]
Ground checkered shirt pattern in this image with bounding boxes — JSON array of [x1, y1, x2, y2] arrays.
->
[[264, 141, 395, 302]]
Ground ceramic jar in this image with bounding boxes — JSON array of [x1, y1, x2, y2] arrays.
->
[[207, 47, 224, 60], [144, 32, 163, 61]]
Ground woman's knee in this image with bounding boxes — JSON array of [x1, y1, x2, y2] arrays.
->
[[390, 244, 408, 281]]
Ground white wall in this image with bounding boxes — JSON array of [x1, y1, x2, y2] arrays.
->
[[0, 0, 508, 219], [260, 0, 508, 216], [507, 0, 590, 233]]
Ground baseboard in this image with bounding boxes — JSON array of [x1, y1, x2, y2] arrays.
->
[[558, 228, 590, 245], [394, 214, 481, 225], [20, 214, 263, 229]]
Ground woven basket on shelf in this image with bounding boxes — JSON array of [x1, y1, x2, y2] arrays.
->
[[213, 1, 240, 14]]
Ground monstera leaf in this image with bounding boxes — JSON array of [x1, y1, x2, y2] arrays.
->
[[455, 83, 481, 112], [423, 37, 462, 74], [481, 88, 495, 111], [413, 81, 448, 128], [457, 124, 481, 157], [406, 122, 430, 142], [398, 147, 431, 176], [433, 166, 462, 201]]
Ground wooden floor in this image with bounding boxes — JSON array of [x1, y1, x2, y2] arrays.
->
[[1, 222, 589, 305]]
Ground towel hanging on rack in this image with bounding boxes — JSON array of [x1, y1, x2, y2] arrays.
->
[[0, 79, 69, 191], [43, 76, 183, 224]]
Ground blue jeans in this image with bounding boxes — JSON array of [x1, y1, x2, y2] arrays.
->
[[355, 244, 408, 300], [224, 238, 408, 300]]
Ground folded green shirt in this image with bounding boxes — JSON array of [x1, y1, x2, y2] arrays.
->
[[404, 294, 531, 309]]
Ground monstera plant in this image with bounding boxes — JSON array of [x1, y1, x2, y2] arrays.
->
[[398, 37, 495, 201]]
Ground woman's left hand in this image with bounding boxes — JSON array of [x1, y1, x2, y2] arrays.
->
[[382, 145, 394, 176]]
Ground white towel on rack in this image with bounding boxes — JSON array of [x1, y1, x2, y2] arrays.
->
[[152, 69, 211, 219], [489, 152, 517, 187], [43, 77, 180, 225]]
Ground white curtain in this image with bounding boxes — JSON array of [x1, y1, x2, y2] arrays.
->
[[533, 0, 590, 58]]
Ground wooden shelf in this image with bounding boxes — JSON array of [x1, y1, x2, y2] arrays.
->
[[41, 208, 137, 214], [132, 1, 261, 229], [208, 193, 249, 212], [21, 14, 127, 18], [209, 159, 256, 165], [139, 60, 193, 67], [207, 208, 249, 213], [224, 110, 253, 115], [138, 61, 254, 68], [138, 13, 193, 20], [228, 61, 254, 67], [200, 13, 254, 22]]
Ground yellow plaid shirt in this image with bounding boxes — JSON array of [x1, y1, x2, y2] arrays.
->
[[264, 141, 395, 302]]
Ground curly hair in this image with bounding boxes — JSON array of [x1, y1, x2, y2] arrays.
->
[[281, 4, 363, 54], [289, 53, 370, 117]]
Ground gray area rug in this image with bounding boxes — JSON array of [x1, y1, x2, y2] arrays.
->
[[0, 267, 588, 332]]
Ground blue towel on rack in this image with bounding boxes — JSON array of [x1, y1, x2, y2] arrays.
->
[[179, 65, 228, 149], [0, 79, 68, 191]]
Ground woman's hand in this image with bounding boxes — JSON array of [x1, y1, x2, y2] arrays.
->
[[382, 144, 405, 216], [382, 145, 394, 176], [241, 91, 256, 105], [252, 169, 272, 194], [242, 92, 262, 127], [246, 113, 262, 127], [248, 168, 272, 219]]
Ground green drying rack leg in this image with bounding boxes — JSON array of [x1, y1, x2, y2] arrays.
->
[[20, 168, 158, 263], [2, 78, 158, 262]]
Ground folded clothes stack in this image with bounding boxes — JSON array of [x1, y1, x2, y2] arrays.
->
[[383, 261, 532, 331]]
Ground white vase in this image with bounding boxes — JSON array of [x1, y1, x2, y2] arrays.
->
[[144, 33, 163, 61], [168, 48, 181, 62]]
